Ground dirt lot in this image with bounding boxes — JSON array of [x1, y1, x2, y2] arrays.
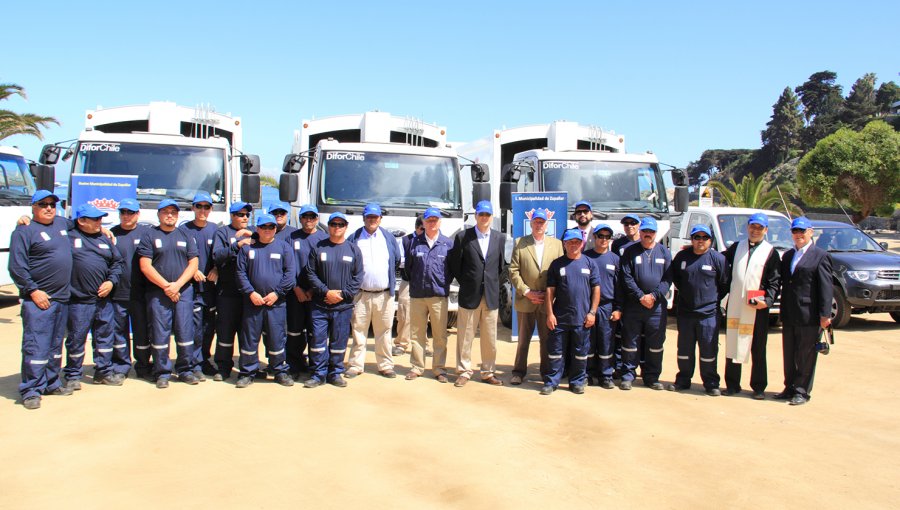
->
[[1, 289, 898, 510]]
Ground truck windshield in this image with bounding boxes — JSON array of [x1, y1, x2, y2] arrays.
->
[[718, 214, 793, 251], [72, 142, 226, 203], [0, 152, 37, 204], [540, 160, 668, 213], [320, 151, 461, 209]]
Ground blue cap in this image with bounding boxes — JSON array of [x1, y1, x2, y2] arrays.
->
[[531, 208, 548, 221], [192, 192, 213, 205], [229, 201, 252, 214], [255, 213, 276, 226], [748, 212, 769, 227], [639, 217, 658, 232], [31, 190, 59, 204], [423, 207, 441, 220], [74, 203, 108, 219], [791, 217, 812, 230], [267, 201, 289, 214], [562, 228, 584, 242], [328, 212, 348, 224], [690, 224, 712, 237], [118, 198, 140, 212], [363, 203, 382, 217], [573, 200, 592, 211], [158, 199, 180, 211], [593, 223, 613, 235], [299, 204, 318, 217], [475, 201, 493, 215], [621, 214, 641, 224]]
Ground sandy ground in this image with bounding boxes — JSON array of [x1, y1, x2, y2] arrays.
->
[[0, 290, 898, 510]]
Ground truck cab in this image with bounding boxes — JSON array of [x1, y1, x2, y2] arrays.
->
[[0, 145, 40, 286]]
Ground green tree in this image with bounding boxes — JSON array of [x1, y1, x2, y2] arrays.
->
[[706, 173, 800, 214], [794, 71, 844, 150], [0, 83, 59, 141], [841, 73, 879, 129], [761, 87, 803, 164], [797, 120, 900, 220], [875, 81, 900, 115]]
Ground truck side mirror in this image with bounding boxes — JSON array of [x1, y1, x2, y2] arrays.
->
[[472, 182, 490, 205], [501, 163, 520, 183], [241, 174, 260, 203], [671, 169, 688, 187], [499, 182, 514, 211], [39, 145, 61, 165], [279, 174, 299, 203], [674, 186, 689, 213], [32, 164, 56, 192], [282, 154, 305, 174], [240, 154, 261, 175], [470, 163, 489, 183]]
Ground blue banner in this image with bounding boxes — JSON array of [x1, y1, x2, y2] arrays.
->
[[70, 174, 138, 222]]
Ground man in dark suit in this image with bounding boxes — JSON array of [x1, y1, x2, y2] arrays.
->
[[449, 200, 506, 387], [777, 217, 833, 406]]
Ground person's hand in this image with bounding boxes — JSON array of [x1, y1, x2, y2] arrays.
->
[[101, 228, 116, 243], [546, 314, 557, 331], [250, 292, 266, 306], [820, 316, 832, 329], [235, 228, 253, 238], [237, 237, 253, 248], [193, 270, 206, 282], [30, 289, 50, 310], [324, 289, 343, 305], [97, 281, 113, 298], [164, 282, 180, 302], [17, 215, 31, 226], [584, 312, 596, 328], [263, 292, 278, 306], [610, 310, 622, 322], [525, 290, 545, 305], [639, 294, 656, 309], [293, 287, 307, 302], [751, 299, 768, 310], [207, 267, 218, 283]]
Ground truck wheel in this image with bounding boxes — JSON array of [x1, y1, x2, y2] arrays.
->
[[890, 312, 900, 324], [831, 287, 851, 329], [499, 272, 513, 328]]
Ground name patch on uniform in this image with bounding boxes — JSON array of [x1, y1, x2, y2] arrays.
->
[[320, 252, 328, 261], [249, 250, 256, 259], [681, 261, 686, 270], [635, 256, 642, 265], [74, 238, 83, 249], [606, 264, 616, 271], [270, 253, 281, 260], [342, 256, 353, 262], [230, 237, 236, 245], [294, 241, 300, 250], [59, 230, 68, 236], [99, 243, 110, 249], [207, 239, 213, 245], [176, 241, 187, 247], [581, 268, 591, 275], [134, 239, 141, 245], [155, 239, 163, 249], [560, 267, 566, 276], [702, 264, 712, 271], [40, 232, 51, 241], [655, 258, 664, 264]]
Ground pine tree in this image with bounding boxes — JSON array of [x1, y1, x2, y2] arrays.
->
[[842, 73, 879, 129], [761, 87, 803, 164]]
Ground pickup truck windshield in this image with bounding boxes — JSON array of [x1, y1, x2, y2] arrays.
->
[[718, 214, 793, 251], [0, 152, 37, 205], [72, 142, 226, 203], [540, 160, 668, 212], [813, 226, 883, 252], [320, 151, 460, 209]]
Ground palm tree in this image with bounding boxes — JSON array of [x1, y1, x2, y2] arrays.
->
[[707, 174, 802, 215], [0, 82, 59, 141]]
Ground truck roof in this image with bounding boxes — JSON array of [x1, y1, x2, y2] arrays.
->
[[513, 148, 659, 164]]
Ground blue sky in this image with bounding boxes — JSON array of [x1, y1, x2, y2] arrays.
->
[[4, 0, 898, 176]]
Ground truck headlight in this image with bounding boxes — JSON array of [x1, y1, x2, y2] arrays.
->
[[845, 270, 872, 282]]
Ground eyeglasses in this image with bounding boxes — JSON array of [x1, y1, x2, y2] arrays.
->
[[159, 209, 179, 216], [257, 224, 276, 230], [622, 221, 639, 227], [328, 222, 348, 228], [791, 228, 807, 234], [640, 229, 656, 234], [193, 204, 212, 210], [574, 210, 591, 215], [34, 202, 57, 209], [119, 209, 137, 215], [271, 211, 287, 216], [300, 214, 318, 220], [594, 234, 612, 240], [692, 235, 711, 241], [232, 212, 250, 218]]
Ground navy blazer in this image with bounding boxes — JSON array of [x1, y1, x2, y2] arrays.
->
[[779, 244, 833, 327], [449, 226, 506, 310], [348, 226, 401, 297]]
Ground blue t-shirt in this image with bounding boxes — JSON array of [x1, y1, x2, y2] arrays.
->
[[236, 239, 296, 299], [69, 228, 123, 303], [179, 221, 218, 300], [111, 223, 150, 302], [547, 255, 600, 327], [136, 226, 199, 292], [672, 249, 728, 316], [9, 216, 73, 301]]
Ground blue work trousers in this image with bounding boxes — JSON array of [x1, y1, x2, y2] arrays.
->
[[675, 313, 720, 390], [309, 306, 352, 383], [589, 303, 617, 381], [146, 286, 195, 379], [192, 292, 216, 370], [286, 294, 313, 373], [113, 300, 146, 374], [239, 300, 289, 377], [64, 300, 120, 380], [544, 324, 591, 388], [19, 300, 68, 400], [214, 292, 243, 375], [621, 304, 667, 384]]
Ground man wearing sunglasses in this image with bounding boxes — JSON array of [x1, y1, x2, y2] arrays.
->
[[179, 192, 219, 380], [303, 212, 363, 388], [722, 213, 781, 399], [267, 201, 297, 244], [211, 202, 255, 381], [584, 223, 622, 389], [137, 199, 200, 388], [287, 205, 328, 379], [572, 200, 595, 252], [619, 217, 672, 391], [111, 198, 152, 380], [777, 217, 833, 406], [234, 214, 296, 388], [612, 214, 642, 257], [669, 225, 728, 395], [10, 190, 75, 409]]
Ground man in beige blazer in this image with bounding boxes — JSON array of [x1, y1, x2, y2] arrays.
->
[[508, 208, 565, 385]]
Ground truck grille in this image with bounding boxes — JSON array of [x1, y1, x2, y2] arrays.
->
[[876, 270, 900, 280], [876, 289, 900, 300]]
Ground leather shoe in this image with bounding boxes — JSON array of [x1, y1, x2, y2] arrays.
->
[[329, 376, 348, 388], [752, 392, 765, 400], [344, 369, 361, 379], [571, 384, 585, 394], [723, 387, 741, 396], [405, 372, 420, 381], [510, 374, 523, 385], [773, 390, 793, 400], [435, 373, 449, 383], [707, 388, 722, 397], [600, 379, 615, 389], [391, 346, 405, 356], [47, 385, 73, 396], [23, 397, 41, 410], [235, 376, 253, 388], [789, 394, 808, 406], [379, 369, 397, 379], [303, 378, 322, 388], [649, 382, 664, 391], [156, 378, 169, 389], [274, 373, 294, 386], [454, 376, 469, 387], [539, 385, 555, 395], [619, 380, 632, 391], [482, 376, 503, 386]]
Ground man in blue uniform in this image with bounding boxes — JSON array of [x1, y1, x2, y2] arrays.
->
[[64, 204, 124, 389], [303, 212, 363, 388], [235, 214, 296, 388], [611, 214, 641, 256], [268, 201, 297, 244], [111, 199, 152, 380], [138, 199, 200, 388], [9, 190, 75, 409], [179, 192, 218, 380], [541, 228, 600, 395], [619, 217, 672, 391], [287, 204, 328, 378], [393, 216, 425, 356], [668, 225, 728, 395], [211, 201, 254, 381], [405, 207, 453, 382], [777, 217, 833, 406], [584, 223, 622, 389]]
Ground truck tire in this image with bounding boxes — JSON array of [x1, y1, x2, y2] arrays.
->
[[890, 312, 900, 324], [499, 271, 513, 329], [831, 287, 851, 329]]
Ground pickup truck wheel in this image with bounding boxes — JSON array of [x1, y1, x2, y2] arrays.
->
[[890, 312, 900, 324], [831, 287, 851, 329]]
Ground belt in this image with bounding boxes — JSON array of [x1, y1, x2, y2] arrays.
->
[[361, 289, 389, 293]]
